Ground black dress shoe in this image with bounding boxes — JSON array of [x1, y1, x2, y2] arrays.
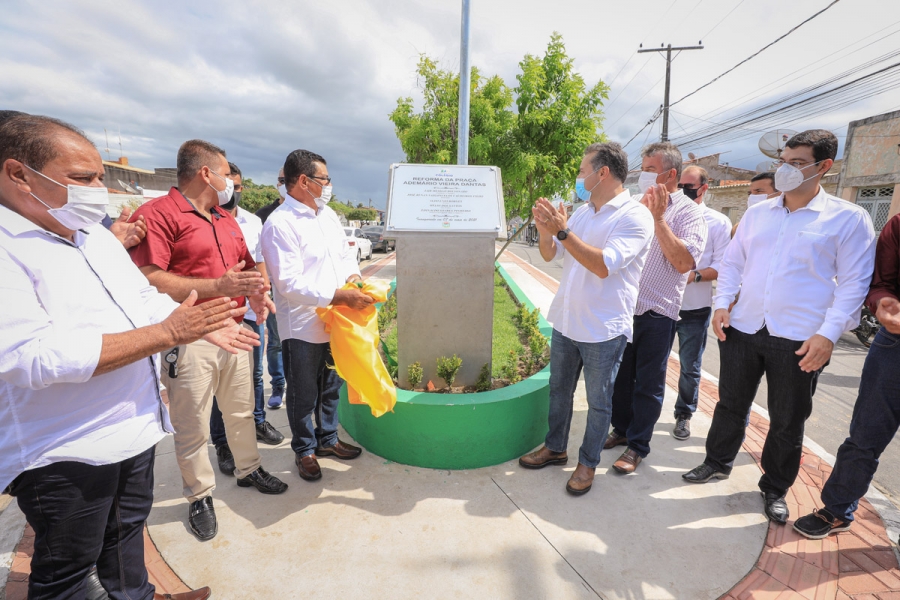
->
[[189, 497, 217, 541], [85, 565, 110, 600], [256, 421, 285, 445], [237, 466, 289, 494], [763, 492, 789, 524], [682, 463, 730, 484], [315, 439, 362, 460], [216, 444, 235, 476]]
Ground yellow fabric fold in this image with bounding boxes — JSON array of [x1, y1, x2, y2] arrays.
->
[[316, 280, 396, 417]]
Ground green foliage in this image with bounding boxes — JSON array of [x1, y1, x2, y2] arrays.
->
[[389, 33, 608, 222], [475, 363, 492, 392], [500, 350, 521, 384], [239, 178, 280, 213], [436, 354, 463, 388], [348, 208, 378, 222], [492, 272, 526, 376], [377, 292, 397, 332], [407, 361, 423, 388]]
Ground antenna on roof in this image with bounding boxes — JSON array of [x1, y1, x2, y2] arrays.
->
[[117, 126, 123, 160], [104, 129, 111, 161]]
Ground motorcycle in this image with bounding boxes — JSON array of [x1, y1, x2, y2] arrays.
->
[[852, 306, 881, 348]]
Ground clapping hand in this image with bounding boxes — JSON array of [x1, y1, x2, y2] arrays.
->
[[161, 290, 254, 353], [111, 206, 147, 249], [532, 198, 567, 237], [217, 261, 265, 296], [203, 320, 261, 354], [640, 184, 668, 222]]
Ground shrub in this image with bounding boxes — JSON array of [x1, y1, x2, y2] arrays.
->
[[475, 363, 492, 392], [501, 350, 520, 384], [436, 354, 463, 388], [408, 361, 423, 388]]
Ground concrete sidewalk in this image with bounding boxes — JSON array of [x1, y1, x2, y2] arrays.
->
[[3, 249, 899, 599]]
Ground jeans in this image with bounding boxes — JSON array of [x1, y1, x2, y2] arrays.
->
[[266, 311, 285, 394], [10, 446, 156, 600], [704, 326, 822, 496], [610, 311, 679, 458], [210, 319, 266, 447], [821, 328, 900, 522], [673, 307, 712, 419], [545, 330, 627, 468], [283, 338, 342, 457]]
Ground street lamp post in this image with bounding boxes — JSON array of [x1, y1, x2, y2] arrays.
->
[[457, 0, 471, 165]]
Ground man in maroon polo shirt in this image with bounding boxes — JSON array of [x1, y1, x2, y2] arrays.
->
[[129, 139, 287, 542]]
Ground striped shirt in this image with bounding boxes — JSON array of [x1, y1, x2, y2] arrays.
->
[[634, 189, 708, 320]]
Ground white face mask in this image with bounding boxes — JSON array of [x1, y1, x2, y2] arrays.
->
[[747, 193, 772, 208], [315, 184, 333, 207], [638, 171, 660, 194], [208, 169, 235, 205], [774, 160, 824, 192], [277, 183, 287, 198], [25, 164, 109, 231]]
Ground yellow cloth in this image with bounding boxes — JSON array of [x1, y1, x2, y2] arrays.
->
[[316, 280, 396, 417]]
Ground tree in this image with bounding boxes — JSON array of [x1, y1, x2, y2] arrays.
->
[[348, 208, 377, 222], [239, 178, 280, 213]]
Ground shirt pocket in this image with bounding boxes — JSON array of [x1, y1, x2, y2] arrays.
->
[[793, 230, 835, 268]]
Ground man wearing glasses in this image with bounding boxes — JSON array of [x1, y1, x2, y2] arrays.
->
[[261, 150, 373, 481], [682, 130, 876, 526]]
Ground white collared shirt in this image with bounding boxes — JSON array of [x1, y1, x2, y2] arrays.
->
[[681, 201, 732, 311], [547, 190, 654, 343], [713, 187, 876, 343], [0, 205, 177, 491], [260, 195, 360, 344], [234, 206, 264, 322]]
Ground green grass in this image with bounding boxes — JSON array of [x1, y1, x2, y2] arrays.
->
[[492, 271, 525, 376]]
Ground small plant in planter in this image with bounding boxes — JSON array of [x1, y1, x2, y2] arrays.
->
[[501, 350, 520, 384], [475, 362, 492, 392], [436, 354, 463, 389], [408, 361, 423, 389]]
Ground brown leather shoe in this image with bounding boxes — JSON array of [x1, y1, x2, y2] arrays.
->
[[612, 448, 642, 474], [604, 431, 628, 450], [518, 446, 568, 469], [295, 453, 322, 481], [315, 439, 362, 460], [565, 463, 595, 495], [154, 587, 212, 600]]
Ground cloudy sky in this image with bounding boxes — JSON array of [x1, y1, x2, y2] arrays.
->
[[2, 0, 897, 208]]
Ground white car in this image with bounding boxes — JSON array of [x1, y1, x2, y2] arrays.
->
[[344, 227, 373, 263]]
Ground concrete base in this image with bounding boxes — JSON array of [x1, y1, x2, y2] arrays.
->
[[147, 385, 767, 600], [396, 233, 495, 387]]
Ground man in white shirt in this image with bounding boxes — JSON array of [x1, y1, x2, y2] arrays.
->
[[671, 166, 732, 440], [209, 162, 284, 479], [683, 130, 877, 526], [518, 142, 654, 495], [261, 150, 374, 481], [0, 114, 256, 599]]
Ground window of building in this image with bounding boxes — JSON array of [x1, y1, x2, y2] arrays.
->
[[721, 207, 734, 221], [856, 186, 894, 231]]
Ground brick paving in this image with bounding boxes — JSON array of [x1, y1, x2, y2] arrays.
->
[[4, 250, 898, 598]]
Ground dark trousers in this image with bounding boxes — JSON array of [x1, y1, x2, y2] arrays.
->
[[821, 328, 900, 522], [10, 446, 156, 600], [704, 326, 822, 496], [673, 307, 712, 419], [283, 338, 342, 457], [610, 310, 678, 458]]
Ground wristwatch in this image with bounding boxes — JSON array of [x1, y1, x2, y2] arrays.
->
[[693, 271, 703, 283], [556, 228, 571, 241]]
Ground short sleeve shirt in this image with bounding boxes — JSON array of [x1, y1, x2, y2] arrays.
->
[[128, 187, 255, 306]]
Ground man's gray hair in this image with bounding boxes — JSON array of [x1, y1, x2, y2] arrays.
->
[[642, 142, 683, 179]]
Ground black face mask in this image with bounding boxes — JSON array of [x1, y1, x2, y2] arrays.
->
[[681, 186, 699, 201], [221, 191, 241, 211]]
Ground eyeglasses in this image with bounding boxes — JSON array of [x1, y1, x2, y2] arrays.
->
[[307, 174, 332, 184], [774, 159, 814, 169], [277, 177, 285, 185]]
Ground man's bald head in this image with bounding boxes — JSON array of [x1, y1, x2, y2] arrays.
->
[[0, 114, 95, 172]]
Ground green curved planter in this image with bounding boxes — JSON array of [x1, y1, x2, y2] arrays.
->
[[338, 264, 551, 470]]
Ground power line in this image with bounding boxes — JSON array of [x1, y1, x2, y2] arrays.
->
[[699, 0, 746, 41], [670, 0, 843, 107]]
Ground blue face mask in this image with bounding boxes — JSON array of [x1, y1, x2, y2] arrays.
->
[[575, 167, 604, 202]]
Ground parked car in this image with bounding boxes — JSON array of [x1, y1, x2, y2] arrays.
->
[[360, 225, 395, 253], [343, 227, 373, 263]]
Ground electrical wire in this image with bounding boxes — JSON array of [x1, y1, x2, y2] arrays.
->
[[698, 0, 746, 41], [670, 0, 843, 107]]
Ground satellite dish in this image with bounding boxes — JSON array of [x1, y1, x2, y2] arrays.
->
[[117, 179, 138, 194], [688, 152, 697, 160], [756, 160, 778, 173], [758, 129, 797, 159]]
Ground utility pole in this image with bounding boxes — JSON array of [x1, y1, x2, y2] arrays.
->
[[637, 42, 703, 142], [457, 0, 471, 165]]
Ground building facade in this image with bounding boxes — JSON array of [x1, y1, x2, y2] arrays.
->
[[837, 110, 900, 233]]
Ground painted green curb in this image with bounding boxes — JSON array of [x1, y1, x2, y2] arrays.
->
[[338, 263, 551, 470]]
